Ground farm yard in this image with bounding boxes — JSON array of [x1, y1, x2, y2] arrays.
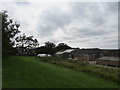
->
[[3, 56, 119, 88]]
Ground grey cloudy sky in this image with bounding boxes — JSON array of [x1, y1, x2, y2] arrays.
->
[[0, 1, 118, 49]]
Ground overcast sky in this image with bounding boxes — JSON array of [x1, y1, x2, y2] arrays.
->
[[0, 1, 118, 49]]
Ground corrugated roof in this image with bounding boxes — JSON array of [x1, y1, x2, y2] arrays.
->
[[71, 49, 102, 55], [98, 56, 120, 61], [56, 49, 74, 55], [64, 49, 74, 53], [56, 51, 65, 55]]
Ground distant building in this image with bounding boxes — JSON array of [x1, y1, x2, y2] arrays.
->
[[70, 48, 102, 61], [102, 49, 119, 57], [96, 56, 120, 67], [55, 49, 74, 58], [55, 48, 120, 67], [55, 48, 102, 61]]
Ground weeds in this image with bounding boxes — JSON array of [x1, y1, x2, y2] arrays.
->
[[36, 57, 120, 83]]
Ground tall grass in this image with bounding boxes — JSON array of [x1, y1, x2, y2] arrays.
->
[[36, 57, 120, 83]]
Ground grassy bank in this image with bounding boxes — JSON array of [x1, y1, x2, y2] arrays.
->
[[3, 56, 119, 88], [37, 57, 120, 83]]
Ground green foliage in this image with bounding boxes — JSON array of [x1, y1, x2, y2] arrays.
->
[[15, 33, 39, 48], [36, 41, 56, 55], [56, 43, 72, 51], [3, 56, 118, 88], [36, 42, 72, 55], [1, 11, 39, 57], [1, 11, 20, 58], [38, 57, 120, 83], [44, 41, 56, 55], [45, 41, 55, 48], [15, 33, 39, 55]]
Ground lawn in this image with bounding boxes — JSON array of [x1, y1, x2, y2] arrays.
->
[[38, 57, 120, 83], [3, 56, 119, 88]]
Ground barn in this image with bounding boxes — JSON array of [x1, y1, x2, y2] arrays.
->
[[70, 48, 102, 61], [96, 56, 120, 67], [56, 48, 102, 61]]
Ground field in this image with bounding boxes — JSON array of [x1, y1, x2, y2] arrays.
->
[[3, 56, 119, 88], [39, 57, 120, 83]]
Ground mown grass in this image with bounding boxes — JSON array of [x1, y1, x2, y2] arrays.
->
[[3, 56, 119, 88], [37, 57, 120, 83]]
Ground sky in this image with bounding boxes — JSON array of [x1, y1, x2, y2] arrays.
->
[[0, 0, 119, 49]]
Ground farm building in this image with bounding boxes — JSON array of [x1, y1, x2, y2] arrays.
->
[[55, 48, 120, 67], [102, 49, 119, 57], [70, 48, 103, 61], [56, 48, 103, 61], [96, 56, 120, 67], [55, 49, 74, 58]]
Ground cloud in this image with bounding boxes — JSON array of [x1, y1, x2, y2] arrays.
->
[[15, 2, 31, 5], [0, 2, 118, 49], [36, 5, 72, 37]]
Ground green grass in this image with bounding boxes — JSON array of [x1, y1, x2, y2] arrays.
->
[[39, 57, 120, 83], [3, 56, 119, 88]]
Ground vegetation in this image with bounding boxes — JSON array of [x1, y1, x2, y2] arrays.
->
[[15, 33, 39, 55], [3, 56, 118, 88], [1, 11, 20, 58], [1, 11, 39, 57], [56, 43, 72, 51], [36, 42, 73, 55], [15, 33, 39, 49], [37, 57, 120, 83], [36, 41, 56, 55]]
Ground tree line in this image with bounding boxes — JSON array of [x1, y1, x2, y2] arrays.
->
[[36, 42, 72, 55], [1, 11, 73, 58]]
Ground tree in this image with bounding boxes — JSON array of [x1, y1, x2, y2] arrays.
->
[[44, 41, 56, 55], [15, 33, 26, 48], [56, 43, 72, 51], [36, 41, 56, 55], [33, 39, 39, 48], [36, 46, 46, 55], [1, 11, 20, 58], [45, 41, 55, 48], [15, 33, 39, 55]]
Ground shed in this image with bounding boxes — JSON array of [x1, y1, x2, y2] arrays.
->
[[96, 56, 120, 67]]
